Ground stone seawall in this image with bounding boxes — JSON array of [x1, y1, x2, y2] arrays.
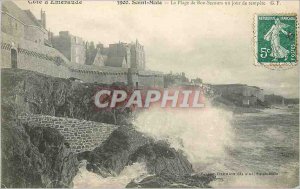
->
[[2, 31, 165, 87], [18, 114, 119, 153], [1, 33, 71, 79]]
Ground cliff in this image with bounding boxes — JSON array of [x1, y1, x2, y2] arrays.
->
[[1, 68, 131, 125], [211, 96, 262, 113], [1, 69, 215, 188], [265, 94, 299, 105], [1, 116, 78, 188]]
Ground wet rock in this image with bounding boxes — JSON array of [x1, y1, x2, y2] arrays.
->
[[129, 142, 193, 176], [78, 126, 151, 176], [1, 119, 78, 188], [78, 126, 214, 187], [1, 69, 216, 188]]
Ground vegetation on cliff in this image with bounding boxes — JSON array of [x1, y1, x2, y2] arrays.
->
[[1, 69, 215, 188], [1, 68, 131, 125]]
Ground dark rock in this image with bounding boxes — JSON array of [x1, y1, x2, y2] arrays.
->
[[78, 126, 214, 187], [1, 69, 132, 125], [129, 142, 193, 176], [78, 126, 151, 176], [1, 69, 216, 187], [1, 119, 78, 188]]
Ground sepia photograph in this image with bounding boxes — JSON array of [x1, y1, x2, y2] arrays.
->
[[0, 0, 299, 188]]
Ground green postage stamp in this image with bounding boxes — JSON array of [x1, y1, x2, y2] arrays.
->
[[254, 14, 298, 68]]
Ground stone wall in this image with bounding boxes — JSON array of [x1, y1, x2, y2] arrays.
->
[[1, 11, 25, 41], [1, 32, 70, 78], [2, 32, 164, 87], [1, 2, 164, 87], [138, 70, 164, 87], [24, 25, 47, 45], [18, 114, 119, 153], [1, 9, 48, 46], [69, 68, 129, 84], [138, 74, 164, 88]]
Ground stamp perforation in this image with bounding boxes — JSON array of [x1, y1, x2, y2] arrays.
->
[[253, 13, 299, 70]]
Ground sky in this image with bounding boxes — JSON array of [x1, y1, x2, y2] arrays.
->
[[14, 0, 299, 98]]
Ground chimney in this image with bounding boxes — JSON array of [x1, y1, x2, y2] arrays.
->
[[40, 9, 46, 29]]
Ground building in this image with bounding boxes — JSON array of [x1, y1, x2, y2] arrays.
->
[[105, 42, 131, 68], [1, 1, 163, 88], [1, 0, 70, 78], [1, 1, 49, 46], [92, 40, 146, 70], [130, 40, 145, 70], [213, 84, 264, 106], [52, 31, 86, 64]]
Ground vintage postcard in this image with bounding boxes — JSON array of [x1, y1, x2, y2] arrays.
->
[[0, 0, 299, 188]]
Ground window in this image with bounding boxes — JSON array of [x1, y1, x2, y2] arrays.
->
[[11, 49, 18, 68]]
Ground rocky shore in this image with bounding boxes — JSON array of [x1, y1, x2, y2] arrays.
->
[[1, 69, 216, 188], [211, 96, 263, 114], [1, 119, 78, 188]]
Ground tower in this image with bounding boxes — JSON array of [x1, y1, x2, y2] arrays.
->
[[130, 39, 145, 70], [40, 9, 46, 29], [125, 45, 131, 67]]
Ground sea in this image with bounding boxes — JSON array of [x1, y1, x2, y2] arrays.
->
[[73, 106, 299, 188], [204, 106, 299, 188]]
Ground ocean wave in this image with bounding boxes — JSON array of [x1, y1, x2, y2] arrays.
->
[[133, 107, 234, 164], [73, 161, 148, 188]]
